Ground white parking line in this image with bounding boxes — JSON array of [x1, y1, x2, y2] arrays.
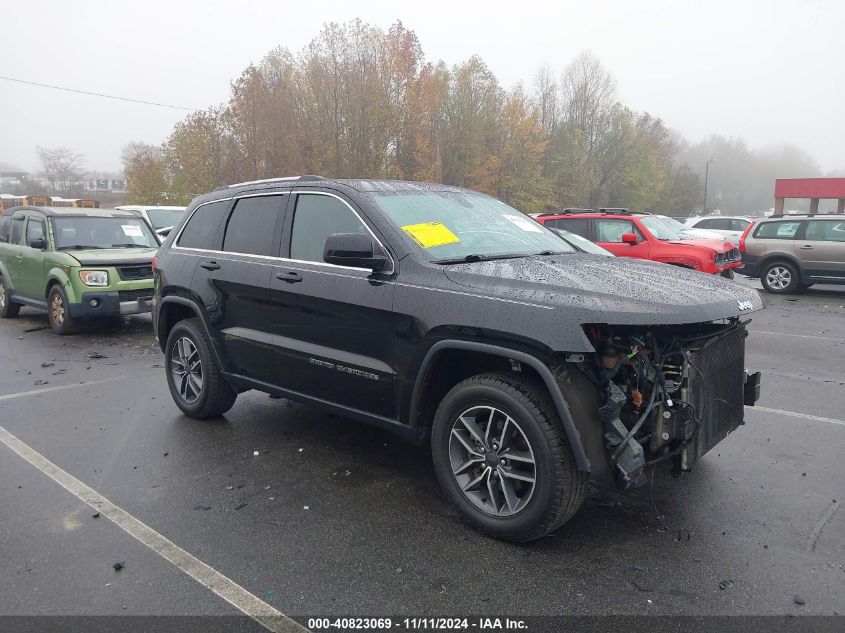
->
[[0, 425, 306, 633], [747, 405, 845, 427], [0, 376, 127, 401], [750, 330, 845, 342]]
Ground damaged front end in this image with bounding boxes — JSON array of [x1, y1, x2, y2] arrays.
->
[[577, 318, 761, 489]]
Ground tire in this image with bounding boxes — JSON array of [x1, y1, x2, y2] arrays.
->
[[431, 372, 588, 542], [720, 269, 735, 279], [760, 260, 800, 294], [164, 317, 237, 418], [0, 277, 21, 318], [47, 285, 78, 334]]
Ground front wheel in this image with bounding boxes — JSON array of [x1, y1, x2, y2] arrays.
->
[[760, 261, 800, 294], [47, 285, 78, 334], [431, 373, 588, 542], [165, 318, 237, 418], [0, 277, 21, 318], [720, 269, 735, 279]]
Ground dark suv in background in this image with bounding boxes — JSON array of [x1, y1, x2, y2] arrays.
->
[[740, 214, 845, 293], [153, 177, 762, 542]]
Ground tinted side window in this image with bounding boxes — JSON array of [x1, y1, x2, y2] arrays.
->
[[595, 219, 639, 243], [177, 200, 230, 250], [26, 218, 45, 244], [754, 221, 801, 239], [222, 196, 284, 256], [555, 218, 590, 237], [290, 194, 368, 263], [0, 215, 10, 243], [10, 217, 25, 245], [805, 220, 845, 242]]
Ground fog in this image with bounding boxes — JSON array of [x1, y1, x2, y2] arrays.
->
[[1, 0, 843, 174]]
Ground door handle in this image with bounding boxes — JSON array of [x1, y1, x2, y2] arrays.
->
[[798, 244, 814, 250], [276, 270, 303, 283], [200, 260, 221, 270]]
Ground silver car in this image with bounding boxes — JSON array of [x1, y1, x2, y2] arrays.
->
[[740, 215, 845, 293], [684, 215, 753, 243]]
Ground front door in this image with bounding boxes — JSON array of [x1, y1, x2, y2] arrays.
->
[[269, 191, 396, 418], [594, 218, 650, 260], [17, 216, 48, 300]]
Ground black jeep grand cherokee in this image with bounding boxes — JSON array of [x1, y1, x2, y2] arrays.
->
[[153, 176, 763, 542]]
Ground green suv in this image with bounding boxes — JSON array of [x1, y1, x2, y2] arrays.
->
[[0, 206, 158, 333]]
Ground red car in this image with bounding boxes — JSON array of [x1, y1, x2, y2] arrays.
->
[[535, 210, 742, 276]]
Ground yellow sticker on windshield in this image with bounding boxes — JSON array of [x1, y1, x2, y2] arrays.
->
[[402, 222, 460, 249]]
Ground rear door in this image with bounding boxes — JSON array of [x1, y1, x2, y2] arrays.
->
[[4, 214, 27, 294], [799, 219, 845, 280], [17, 215, 48, 300], [191, 193, 289, 385], [594, 218, 649, 259], [269, 191, 396, 417]]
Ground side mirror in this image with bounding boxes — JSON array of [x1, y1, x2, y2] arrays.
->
[[28, 236, 46, 249], [621, 233, 639, 245], [323, 233, 388, 271]]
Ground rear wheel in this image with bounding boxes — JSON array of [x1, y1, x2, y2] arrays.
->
[[760, 260, 800, 294], [431, 373, 588, 542], [0, 277, 21, 318], [165, 318, 237, 418], [47, 285, 78, 334]]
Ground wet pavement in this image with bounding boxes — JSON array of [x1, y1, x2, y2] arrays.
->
[[1, 279, 843, 623]]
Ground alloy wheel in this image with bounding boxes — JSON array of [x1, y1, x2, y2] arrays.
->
[[0, 283, 6, 311], [50, 293, 64, 326], [448, 405, 536, 517], [766, 266, 791, 290], [170, 337, 203, 403]]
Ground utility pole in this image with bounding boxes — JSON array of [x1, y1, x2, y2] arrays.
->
[[703, 157, 715, 215]]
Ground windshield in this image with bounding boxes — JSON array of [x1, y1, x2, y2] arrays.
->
[[640, 216, 687, 240], [146, 208, 184, 229], [374, 191, 574, 261], [52, 216, 158, 249], [551, 229, 613, 256]]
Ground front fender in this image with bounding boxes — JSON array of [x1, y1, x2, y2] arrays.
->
[[409, 339, 591, 472], [46, 266, 76, 301]]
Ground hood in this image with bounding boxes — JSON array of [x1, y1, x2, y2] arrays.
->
[[664, 237, 734, 251], [66, 248, 157, 266], [682, 228, 725, 240], [442, 254, 762, 325]]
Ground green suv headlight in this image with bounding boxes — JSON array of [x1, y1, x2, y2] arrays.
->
[[79, 270, 109, 286]]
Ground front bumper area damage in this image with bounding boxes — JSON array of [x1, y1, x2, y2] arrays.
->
[[578, 318, 760, 489]]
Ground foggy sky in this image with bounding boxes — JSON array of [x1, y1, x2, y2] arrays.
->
[[1, 0, 842, 174]]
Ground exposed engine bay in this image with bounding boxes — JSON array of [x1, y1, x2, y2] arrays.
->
[[580, 318, 761, 489]]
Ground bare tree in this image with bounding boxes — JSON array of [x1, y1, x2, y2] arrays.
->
[[533, 64, 559, 134], [36, 146, 86, 192], [121, 141, 161, 171], [561, 51, 617, 154]]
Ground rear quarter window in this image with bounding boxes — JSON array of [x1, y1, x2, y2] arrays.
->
[[0, 215, 10, 243], [551, 217, 590, 237], [754, 221, 801, 239], [177, 200, 230, 250]]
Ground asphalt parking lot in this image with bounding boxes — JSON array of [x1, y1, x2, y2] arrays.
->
[[1, 278, 844, 628]]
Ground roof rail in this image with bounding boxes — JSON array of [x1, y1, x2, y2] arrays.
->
[[225, 174, 325, 189], [769, 212, 842, 218]]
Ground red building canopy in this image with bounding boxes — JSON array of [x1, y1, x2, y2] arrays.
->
[[774, 178, 845, 214]]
